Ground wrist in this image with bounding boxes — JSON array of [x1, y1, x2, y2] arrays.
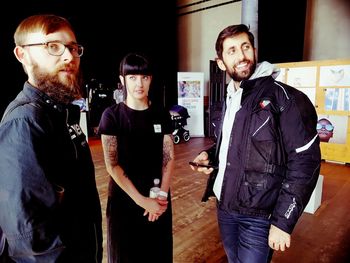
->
[[158, 190, 168, 198]]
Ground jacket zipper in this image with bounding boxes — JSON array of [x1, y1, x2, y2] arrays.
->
[[252, 116, 270, 136]]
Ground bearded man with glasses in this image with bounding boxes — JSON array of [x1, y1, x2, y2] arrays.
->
[[0, 14, 102, 262]]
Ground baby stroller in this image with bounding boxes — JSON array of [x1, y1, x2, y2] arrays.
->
[[169, 105, 191, 144]]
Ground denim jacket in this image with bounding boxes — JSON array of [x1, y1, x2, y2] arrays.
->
[[0, 82, 102, 262]]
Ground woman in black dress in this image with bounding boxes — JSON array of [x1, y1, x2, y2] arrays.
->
[[99, 53, 174, 263]]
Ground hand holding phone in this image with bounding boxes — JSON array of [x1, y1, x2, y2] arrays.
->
[[189, 161, 217, 169]]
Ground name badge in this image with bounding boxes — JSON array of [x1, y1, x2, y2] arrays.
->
[[154, 124, 162, 133]]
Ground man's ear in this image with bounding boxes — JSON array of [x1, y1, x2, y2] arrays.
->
[[13, 46, 25, 63], [216, 59, 226, 71], [254, 47, 258, 62]]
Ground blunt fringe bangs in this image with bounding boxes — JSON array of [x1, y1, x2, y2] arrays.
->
[[119, 53, 153, 77]]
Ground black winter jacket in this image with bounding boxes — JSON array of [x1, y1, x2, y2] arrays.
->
[[203, 76, 321, 234], [0, 83, 102, 262]]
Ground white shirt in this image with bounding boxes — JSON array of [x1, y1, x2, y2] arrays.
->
[[213, 80, 242, 200]]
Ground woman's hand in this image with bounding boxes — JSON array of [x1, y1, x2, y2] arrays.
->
[[142, 197, 168, 222]]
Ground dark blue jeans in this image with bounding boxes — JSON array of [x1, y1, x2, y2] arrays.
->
[[217, 206, 273, 263]]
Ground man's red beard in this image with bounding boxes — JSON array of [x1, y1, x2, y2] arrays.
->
[[33, 65, 83, 104]]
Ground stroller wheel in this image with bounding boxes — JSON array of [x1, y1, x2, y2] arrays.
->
[[173, 135, 180, 144], [183, 131, 190, 142]]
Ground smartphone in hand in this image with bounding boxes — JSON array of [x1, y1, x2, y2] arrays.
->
[[189, 161, 217, 169]]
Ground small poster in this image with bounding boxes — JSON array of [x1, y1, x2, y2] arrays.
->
[[317, 114, 348, 144], [177, 72, 205, 137], [320, 65, 350, 86], [324, 88, 350, 111], [286, 67, 317, 87]]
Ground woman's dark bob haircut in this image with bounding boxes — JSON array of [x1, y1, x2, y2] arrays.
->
[[119, 53, 153, 77]]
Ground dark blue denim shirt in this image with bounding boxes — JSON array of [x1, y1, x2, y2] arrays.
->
[[0, 82, 102, 262]]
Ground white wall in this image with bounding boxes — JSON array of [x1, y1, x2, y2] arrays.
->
[[304, 0, 350, 61], [177, 0, 350, 95], [177, 0, 242, 95]]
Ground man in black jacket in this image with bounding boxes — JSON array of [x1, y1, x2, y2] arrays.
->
[[190, 24, 321, 263], [0, 14, 102, 262]]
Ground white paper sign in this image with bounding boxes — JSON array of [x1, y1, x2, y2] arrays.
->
[[177, 72, 205, 137]]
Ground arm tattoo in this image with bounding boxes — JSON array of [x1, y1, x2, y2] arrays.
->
[[162, 137, 173, 167], [102, 135, 118, 167]]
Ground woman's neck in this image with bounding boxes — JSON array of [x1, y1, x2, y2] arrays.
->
[[125, 97, 149, 110]]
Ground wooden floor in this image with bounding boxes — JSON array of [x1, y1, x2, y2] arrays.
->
[[89, 136, 350, 263]]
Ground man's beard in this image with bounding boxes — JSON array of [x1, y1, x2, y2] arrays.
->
[[34, 66, 83, 104], [226, 56, 257, 82]]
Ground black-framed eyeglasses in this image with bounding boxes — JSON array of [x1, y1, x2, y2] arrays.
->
[[316, 123, 334, 131], [21, 41, 84, 58]]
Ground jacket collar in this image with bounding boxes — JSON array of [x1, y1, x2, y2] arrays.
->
[[23, 82, 66, 112], [250, 61, 280, 80]]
